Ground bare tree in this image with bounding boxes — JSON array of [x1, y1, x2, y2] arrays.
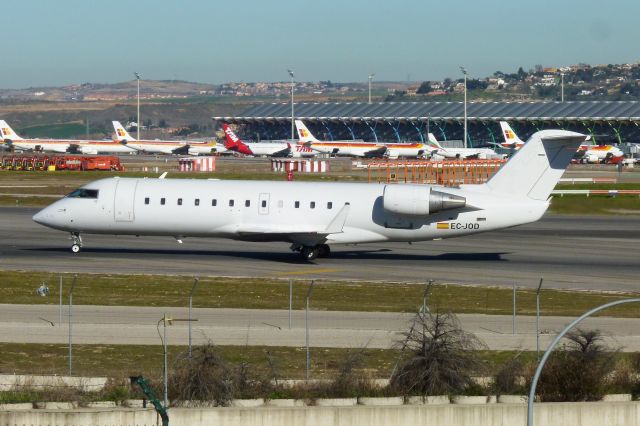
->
[[390, 312, 486, 395]]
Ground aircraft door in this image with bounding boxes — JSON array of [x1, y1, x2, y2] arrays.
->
[[114, 179, 138, 222], [258, 193, 270, 215]]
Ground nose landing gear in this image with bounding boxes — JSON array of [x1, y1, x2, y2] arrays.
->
[[70, 232, 83, 253]]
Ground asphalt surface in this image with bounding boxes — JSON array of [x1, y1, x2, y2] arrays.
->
[[0, 207, 638, 291], [2, 304, 640, 351]]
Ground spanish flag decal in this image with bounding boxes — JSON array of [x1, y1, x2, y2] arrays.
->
[[436, 222, 449, 230]]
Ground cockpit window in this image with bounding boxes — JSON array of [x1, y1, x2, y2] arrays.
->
[[67, 188, 99, 199]]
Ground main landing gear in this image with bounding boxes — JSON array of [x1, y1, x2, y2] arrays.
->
[[70, 232, 83, 254], [294, 244, 331, 261]]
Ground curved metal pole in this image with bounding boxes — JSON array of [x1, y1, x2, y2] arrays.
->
[[321, 121, 334, 141], [341, 120, 356, 140], [387, 120, 401, 142], [363, 120, 379, 143], [410, 120, 425, 143], [527, 298, 640, 426]]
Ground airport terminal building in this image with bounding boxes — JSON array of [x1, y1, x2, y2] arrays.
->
[[215, 101, 640, 149]]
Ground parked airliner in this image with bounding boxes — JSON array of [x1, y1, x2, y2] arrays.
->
[[427, 133, 499, 160], [113, 121, 220, 155], [499, 121, 623, 163], [0, 120, 134, 154], [33, 129, 586, 260], [295, 120, 387, 158], [222, 124, 315, 157]]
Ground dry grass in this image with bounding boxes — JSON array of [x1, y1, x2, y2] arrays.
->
[[2, 270, 640, 317]]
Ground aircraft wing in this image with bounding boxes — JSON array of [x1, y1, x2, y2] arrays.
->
[[270, 144, 291, 158], [235, 203, 350, 244], [363, 146, 387, 158]]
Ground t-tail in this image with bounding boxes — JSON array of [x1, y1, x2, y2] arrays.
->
[[0, 120, 24, 141], [112, 121, 136, 142], [295, 120, 319, 143], [485, 129, 586, 201], [499, 121, 525, 148]]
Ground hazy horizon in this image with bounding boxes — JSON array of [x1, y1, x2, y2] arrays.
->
[[1, 0, 638, 89]]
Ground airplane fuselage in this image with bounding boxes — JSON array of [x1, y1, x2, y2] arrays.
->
[[33, 177, 547, 246]]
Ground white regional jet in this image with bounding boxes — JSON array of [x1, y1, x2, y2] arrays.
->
[[427, 133, 499, 160], [33, 129, 586, 260]]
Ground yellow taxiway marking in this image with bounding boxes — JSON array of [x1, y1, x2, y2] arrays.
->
[[277, 268, 343, 276]]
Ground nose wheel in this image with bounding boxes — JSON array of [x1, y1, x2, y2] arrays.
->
[[70, 232, 83, 254]]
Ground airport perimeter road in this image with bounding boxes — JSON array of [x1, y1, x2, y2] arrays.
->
[[0, 207, 639, 291], [1, 304, 640, 351]]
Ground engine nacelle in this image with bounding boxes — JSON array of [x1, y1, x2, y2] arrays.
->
[[383, 185, 466, 216]]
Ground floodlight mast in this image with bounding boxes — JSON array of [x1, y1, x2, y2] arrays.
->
[[134, 72, 141, 140], [460, 66, 468, 149], [288, 69, 295, 142]]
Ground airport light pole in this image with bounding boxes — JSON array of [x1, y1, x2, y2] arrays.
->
[[288, 69, 295, 142], [460, 67, 468, 148], [560, 72, 565, 103], [134, 72, 141, 140], [368, 73, 375, 104]]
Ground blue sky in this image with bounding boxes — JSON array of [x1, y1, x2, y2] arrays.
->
[[1, 0, 638, 88]]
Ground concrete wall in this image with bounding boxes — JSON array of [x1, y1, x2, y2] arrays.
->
[[1, 402, 640, 426]]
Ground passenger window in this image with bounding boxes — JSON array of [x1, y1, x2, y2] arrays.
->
[[229, 200, 234, 207], [212, 199, 217, 206], [261, 200, 267, 208], [310, 201, 316, 209], [278, 200, 284, 208], [144, 197, 150, 205], [161, 198, 166, 205], [177, 198, 183, 206], [67, 188, 99, 199], [295, 201, 300, 208], [195, 198, 200, 206], [245, 200, 250, 207], [327, 202, 333, 209]]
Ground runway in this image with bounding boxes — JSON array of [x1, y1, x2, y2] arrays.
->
[[2, 304, 640, 351], [0, 207, 639, 291]]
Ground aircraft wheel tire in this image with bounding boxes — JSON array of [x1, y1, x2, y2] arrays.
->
[[317, 244, 331, 258], [71, 244, 81, 254], [300, 246, 319, 261]]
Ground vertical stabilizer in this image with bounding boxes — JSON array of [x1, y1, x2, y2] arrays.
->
[[295, 120, 319, 142], [0, 120, 24, 140], [499, 121, 525, 147], [112, 121, 136, 142], [486, 130, 585, 200], [427, 133, 443, 149]]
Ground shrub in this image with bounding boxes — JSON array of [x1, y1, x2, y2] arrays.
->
[[390, 312, 486, 396]]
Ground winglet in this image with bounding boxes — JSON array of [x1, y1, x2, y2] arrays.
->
[[324, 203, 350, 234], [159, 172, 168, 179]]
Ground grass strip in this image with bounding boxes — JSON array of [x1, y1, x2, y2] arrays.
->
[[3, 270, 640, 317]]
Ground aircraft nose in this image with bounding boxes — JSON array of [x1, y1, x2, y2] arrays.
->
[[32, 209, 49, 225]]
